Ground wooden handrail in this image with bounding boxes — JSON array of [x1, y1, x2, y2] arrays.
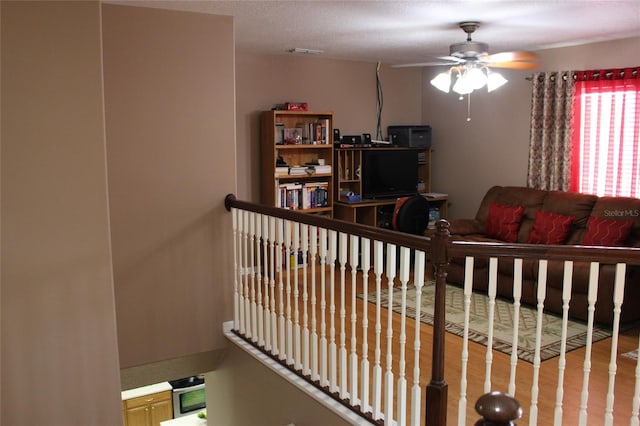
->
[[225, 193, 434, 253]]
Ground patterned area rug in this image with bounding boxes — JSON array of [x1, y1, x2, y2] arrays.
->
[[362, 281, 612, 363]]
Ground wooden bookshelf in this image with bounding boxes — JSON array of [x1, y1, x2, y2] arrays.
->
[[260, 110, 334, 216]]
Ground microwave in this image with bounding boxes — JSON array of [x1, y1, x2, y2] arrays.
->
[[169, 376, 206, 418]]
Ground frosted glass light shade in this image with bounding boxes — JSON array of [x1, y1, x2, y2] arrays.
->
[[430, 72, 451, 93], [466, 67, 487, 89], [487, 72, 508, 92], [452, 73, 473, 95]]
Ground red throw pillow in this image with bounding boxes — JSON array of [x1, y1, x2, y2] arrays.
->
[[582, 216, 633, 246], [527, 211, 575, 244], [485, 203, 525, 243]]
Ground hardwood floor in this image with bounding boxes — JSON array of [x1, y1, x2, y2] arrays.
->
[[255, 263, 639, 425]]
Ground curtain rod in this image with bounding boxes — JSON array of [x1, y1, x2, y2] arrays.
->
[[526, 67, 639, 82]]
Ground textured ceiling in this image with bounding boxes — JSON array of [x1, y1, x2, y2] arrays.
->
[[108, 0, 640, 65]]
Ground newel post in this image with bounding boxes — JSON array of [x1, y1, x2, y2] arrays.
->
[[425, 219, 450, 426], [474, 391, 523, 425]]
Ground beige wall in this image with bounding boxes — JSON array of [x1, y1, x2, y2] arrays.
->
[[235, 53, 424, 201], [1, 2, 122, 425], [424, 36, 640, 219], [101, 4, 236, 373], [206, 343, 354, 426]]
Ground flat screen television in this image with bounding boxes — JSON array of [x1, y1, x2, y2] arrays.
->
[[361, 149, 419, 199]]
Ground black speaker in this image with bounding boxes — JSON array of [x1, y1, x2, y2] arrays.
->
[[363, 133, 372, 144], [333, 128, 341, 143]]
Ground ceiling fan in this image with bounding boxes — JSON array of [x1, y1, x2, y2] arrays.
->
[[395, 21, 539, 70], [394, 22, 539, 96]]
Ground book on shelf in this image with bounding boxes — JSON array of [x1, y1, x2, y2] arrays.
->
[[288, 166, 308, 175], [304, 164, 332, 174], [275, 166, 289, 175], [277, 181, 328, 210]]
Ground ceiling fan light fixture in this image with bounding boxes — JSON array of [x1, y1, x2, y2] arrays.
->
[[487, 71, 508, 92], [452, 72, 474, 95], [430, 71, 451, 93], [466, 66, 487, 90]]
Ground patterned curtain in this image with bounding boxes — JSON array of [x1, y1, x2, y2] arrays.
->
[[527, 71, 576, 191]]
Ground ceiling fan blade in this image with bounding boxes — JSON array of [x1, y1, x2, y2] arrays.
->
[[486, 61, 539, 70], [482, 51, 539, 63], [392, 61, 460, 68]]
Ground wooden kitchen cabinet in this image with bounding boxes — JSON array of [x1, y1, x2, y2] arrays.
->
[[123, 390, 173, 426]]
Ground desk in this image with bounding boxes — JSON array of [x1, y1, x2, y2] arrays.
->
[[333, 194, 448, 229]]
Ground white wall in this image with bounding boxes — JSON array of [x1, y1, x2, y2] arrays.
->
[[424, 36, 640, 219]]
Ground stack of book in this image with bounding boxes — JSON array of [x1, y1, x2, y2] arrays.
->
[[288, 166, 308, 175], [305, 163, 332, 175], [277, 181, 329, 210]]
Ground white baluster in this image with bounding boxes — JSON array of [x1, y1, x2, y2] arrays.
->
[[310, 225, 319, 381], [244, 211, 253, 340], [262, 215, 271, 351], [484, 257, 498, 393], [372, 240, 384, 420], [240, 210, 248, 336], [410, 250, 425, 426], [361, 238, 372, 413], [269, 216, 278, 356], [508, 258, 523, 397], [254, 213, 263, 345], [349, 234, 360, 404], [301, 223, 310, 375], [529, 259, 548, 426], [553, 261, 573, 425], [231, 208, 240, 331], [285, 221, 294, 365], [277, 218, 286, 360], [249, 212, 257, 342], [384, 243, 397, 423], [458, 256, 474, 426], [319, 228, 329, 386], [338, 232, 348, 398], [578, 262, 599, 426], [396, 246, 410, 426], [328, 230, 338, 392], [604, 263, 626, 426], [292, 222, 301, 369]]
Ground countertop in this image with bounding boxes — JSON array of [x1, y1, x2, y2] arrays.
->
[[160, 411, 207, 426], [121, 381, 172, 400]]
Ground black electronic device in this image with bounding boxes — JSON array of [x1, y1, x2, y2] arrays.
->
[[333, 128, 341, 143], [342, 135, 362, 144], [363, 133, 372, 144], [361, 149, 419, 199], [388, 125, 432, 148]]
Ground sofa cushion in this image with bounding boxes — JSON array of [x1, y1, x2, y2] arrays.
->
[[485, 202, 525, 242], [582, 216, 634, 246], [590, 196, 640, 247], [474, 186, 547, 243], [527, 211, 575, 244], [541, 190, 598, 245]]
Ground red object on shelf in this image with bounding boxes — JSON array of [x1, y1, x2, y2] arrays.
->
[[275, 102, 308, 111]]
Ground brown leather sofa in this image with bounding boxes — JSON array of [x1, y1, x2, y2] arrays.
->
[[446, 185, 640, 325]]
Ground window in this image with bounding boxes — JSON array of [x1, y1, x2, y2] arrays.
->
[[570, 68, 640, 197]]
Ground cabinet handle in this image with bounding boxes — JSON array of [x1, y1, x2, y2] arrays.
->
[[145, 398, 154, 402]]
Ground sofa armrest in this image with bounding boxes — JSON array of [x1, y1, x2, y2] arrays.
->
[[447, 218, 485, 235]]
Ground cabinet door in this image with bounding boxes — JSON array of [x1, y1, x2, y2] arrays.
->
[[150, 399, 173, 426], [124, 405, 149, 426]]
